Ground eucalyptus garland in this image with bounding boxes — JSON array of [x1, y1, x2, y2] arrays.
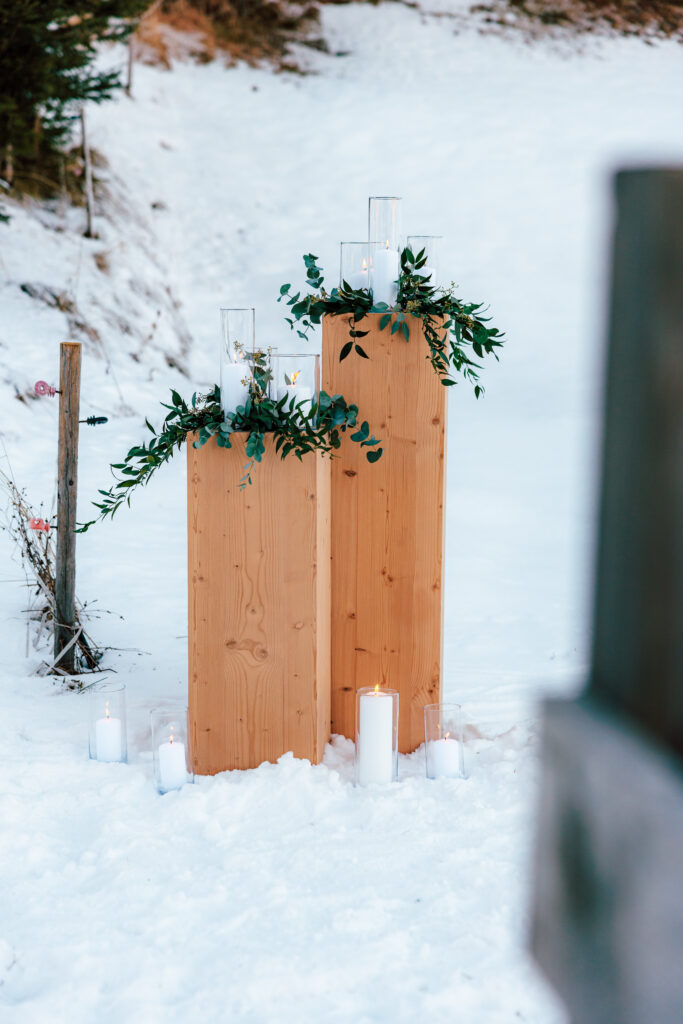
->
[[78, 384, 382, 532], [278, 249, 504, 395]]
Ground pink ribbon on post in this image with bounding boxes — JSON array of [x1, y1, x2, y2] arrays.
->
[[29, 517, 50, 534], [34, 381, 57, 397]]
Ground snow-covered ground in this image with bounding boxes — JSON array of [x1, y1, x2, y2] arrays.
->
[[1, 3, 682, 1020]]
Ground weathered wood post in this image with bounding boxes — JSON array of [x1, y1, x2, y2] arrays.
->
[[80, 109, 94, 239], [54, 341, 82, 674], [126, 37, 134, 97], [531, 169, 683, 1023]]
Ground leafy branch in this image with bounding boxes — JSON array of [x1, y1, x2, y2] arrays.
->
[[278, 249, 504, 395], [78, 385, 382, 532]]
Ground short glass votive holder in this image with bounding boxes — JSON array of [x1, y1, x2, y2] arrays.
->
[[368, 196, 402, 249], [88, 681, 127, 763], [340, 242, 370, 292], [220, 307, 254, 417], [424, 703, 465, 780], [355, 686, 399, 786], [406, 235, 441, 289], [151, 705, 193, 794], [270, 352, 320, 415]]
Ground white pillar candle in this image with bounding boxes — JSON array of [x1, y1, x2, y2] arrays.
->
[[357, 689, 394, 785], [158, 735, 187, 792], [95, 710, 122, 762], [277, 384, 313, 407], [348, 264, 369, 291], [220, 361, 250, 415], [372, 245, 400, 308], [428, 737, 462, 778]]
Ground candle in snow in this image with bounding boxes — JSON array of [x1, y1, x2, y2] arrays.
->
[[357, 686, 394, 785], [348, 258, 369, 292], [95, 700, 123, 762], [158, 726, 187, 792], [277, 370, 313, 408], [427, 733, 462, 778], [372, 242, 400, 307], [220, 361, 250, 415]]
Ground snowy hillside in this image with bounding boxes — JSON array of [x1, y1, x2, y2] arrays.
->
[[1, 2, 682, 1021]]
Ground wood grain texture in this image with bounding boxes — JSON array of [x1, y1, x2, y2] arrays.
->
[[188, 434, 331, 773], [54, 341, 81, 673], [323, 314, 446, 752]]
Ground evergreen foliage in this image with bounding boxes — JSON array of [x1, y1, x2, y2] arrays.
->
[[0, 1, 147, 177]]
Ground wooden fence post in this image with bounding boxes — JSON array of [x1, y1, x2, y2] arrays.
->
[[3, 142, 13, 187], [126, 37, 134, 96], [80, 109, 94, 239], [54, 342, 82, 674]]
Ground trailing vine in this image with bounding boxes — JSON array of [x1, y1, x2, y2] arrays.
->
[[278, 249, 504, 395], [78, 384, 382, 532]]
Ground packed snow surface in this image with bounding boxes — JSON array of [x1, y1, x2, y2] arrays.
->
[[1, 2, 682, 1020]]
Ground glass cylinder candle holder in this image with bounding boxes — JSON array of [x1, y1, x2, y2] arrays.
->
[[355, 686, 399, 786], [220, 307, 254, 417], [88, 681, 127, 763], [368, 196, 402, 249], [340, 242, 370, 292], [424, 703, 465, 780], [270, 352, 320, 415], [151, 705, 193, 794], [369, 197, 402, 308], [406, 235, 441, 289]]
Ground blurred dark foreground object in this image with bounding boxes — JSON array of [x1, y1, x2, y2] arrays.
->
[[531, 169, 683, 1023]]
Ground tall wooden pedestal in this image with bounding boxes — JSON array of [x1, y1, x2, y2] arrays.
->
[[188, 435, 331, 773], [323, 314, 447, 752]]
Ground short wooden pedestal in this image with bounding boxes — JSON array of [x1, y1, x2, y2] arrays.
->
[[188, 434, 331, 773], [323, 314, 446, 752]]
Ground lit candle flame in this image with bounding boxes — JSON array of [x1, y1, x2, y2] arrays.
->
[[105, 700, 110, 719], [445, 731, 451, 740], [384, 239, 389, 249], [362, 258, 367, 271], [374, 683, 380, 693], [291, 370, 300, 385], [169, 725, 174, 745]]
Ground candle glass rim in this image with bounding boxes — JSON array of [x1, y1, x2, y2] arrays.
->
[[424, 701, 462, 711], [340, 240, 370, 246], [368, 195, 402, 200], [357, 686, 399, 697], [149, 702, 188, 724], [90, 680, 126, 695], [219, 306, 255, 312], [406, 235, 443, 241], [271, 352, 319, 359]]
